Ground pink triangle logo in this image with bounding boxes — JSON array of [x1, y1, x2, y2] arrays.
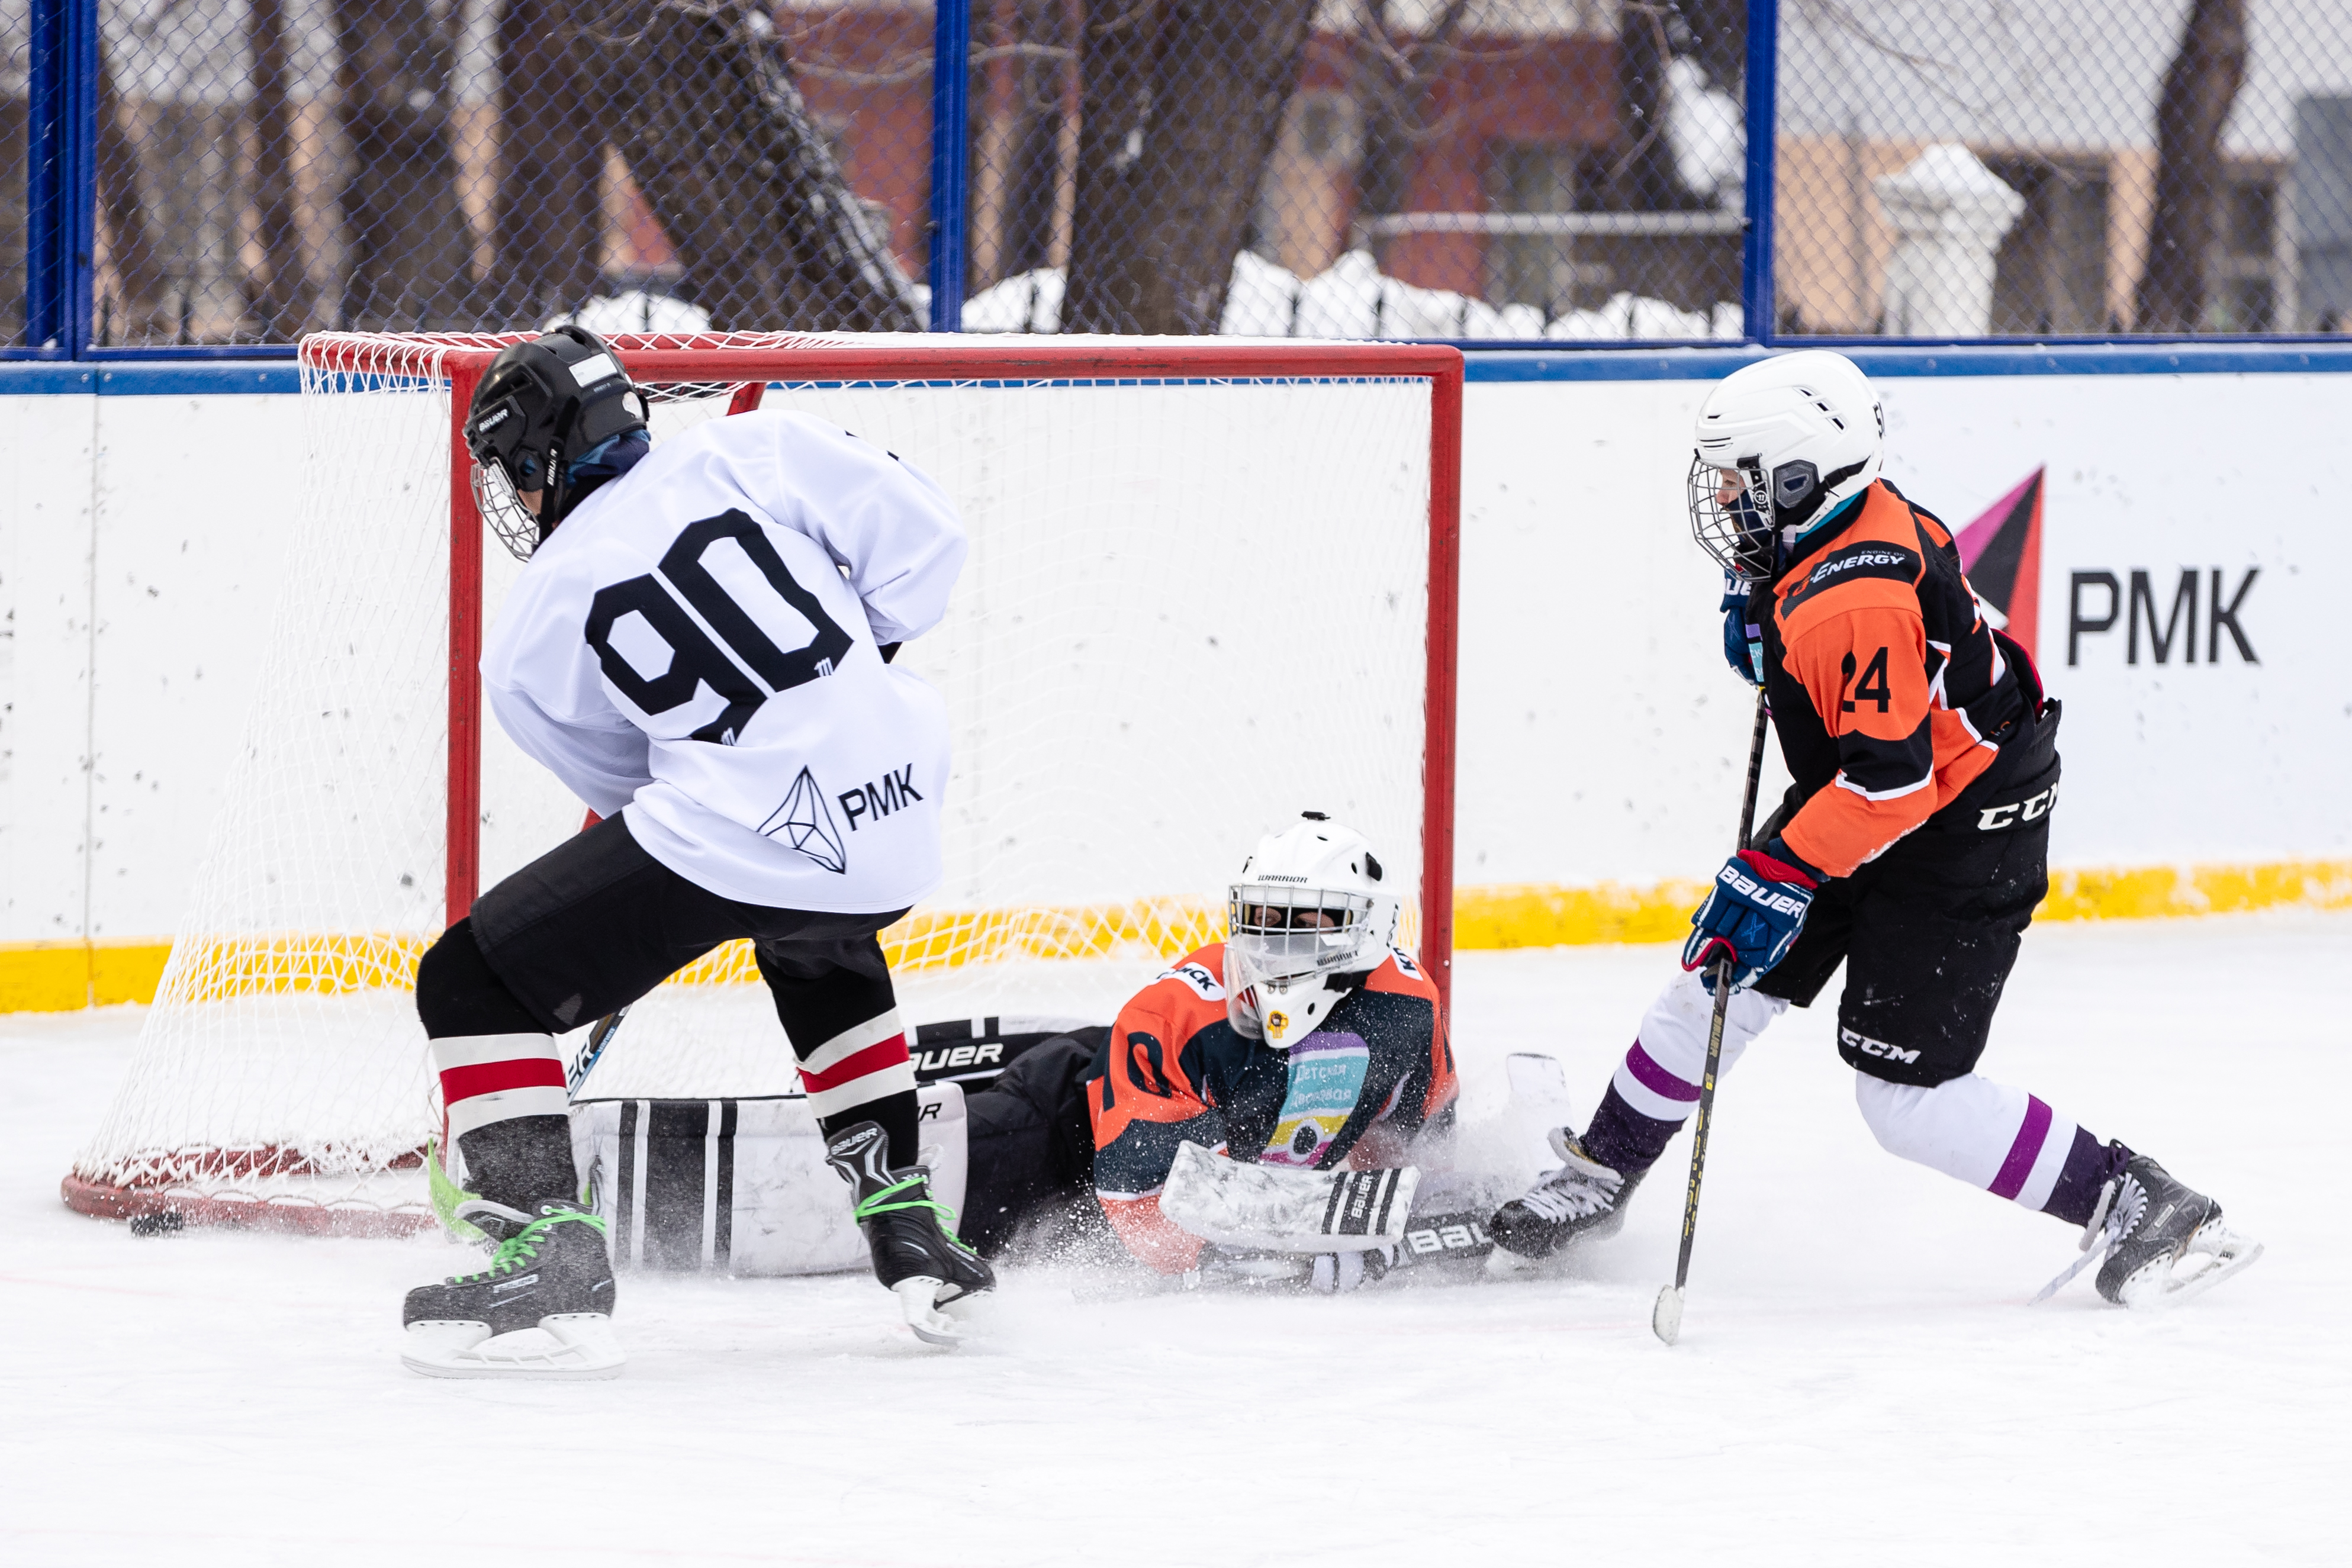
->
[[1953, 467, 2045, 664]]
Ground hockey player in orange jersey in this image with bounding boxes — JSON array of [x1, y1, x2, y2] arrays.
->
[[949, 813, 1456, 1289], [1487, 350, 2258, 1309]]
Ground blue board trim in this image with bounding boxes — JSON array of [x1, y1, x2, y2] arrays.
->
[[0, 362, 301, 394], [1462, 343, 2352, 381], [8, 342, 2352, 397]]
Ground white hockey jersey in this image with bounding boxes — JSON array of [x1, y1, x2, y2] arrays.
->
[[481, 409, 967, 914]]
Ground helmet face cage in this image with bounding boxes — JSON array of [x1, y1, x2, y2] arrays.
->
[[471, 456, 545, 562], [1227, 883, 1380, 983], [1687, 453, 1777, 581]]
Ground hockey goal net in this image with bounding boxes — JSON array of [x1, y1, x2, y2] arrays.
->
[[65, 333, 1460, 1234]]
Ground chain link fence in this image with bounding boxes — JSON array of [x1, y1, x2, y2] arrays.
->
[[1778, 1, 2352, 337], [4, 0, 1758, 349], [15, 2, 2352, 349], [953, 1, 1746, 339]]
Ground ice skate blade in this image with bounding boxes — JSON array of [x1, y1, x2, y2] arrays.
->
[[1652, 1284, 1685, 1345], [893, 1277, 968, 1347], [1484, 1245, 1540, 1280], [402, 1313, 625, 1380], [2116, 1227, 2264, 1310]]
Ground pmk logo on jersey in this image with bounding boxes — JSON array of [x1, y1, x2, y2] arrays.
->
[[836, 765, 923, 832], [1840, 1026, 1922, 1065], [759, 765, 849, 874]]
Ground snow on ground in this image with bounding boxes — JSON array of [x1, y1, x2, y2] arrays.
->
[[4, 913, 2345, 1565]]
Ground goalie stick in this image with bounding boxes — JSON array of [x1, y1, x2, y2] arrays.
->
[[1653, 687, 1772, 1347]]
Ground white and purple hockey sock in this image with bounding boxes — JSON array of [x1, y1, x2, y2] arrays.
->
[[1582, 967, 1787, 1174], [1853, 1074, 2130, 1226]]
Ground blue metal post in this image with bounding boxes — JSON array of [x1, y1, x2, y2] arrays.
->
[[1740, 0, 1779, 344], [65, 0, 97, 354], [24, 0, 97, 356], [927, 0, 972, 332], [24, 0, 66, 350]]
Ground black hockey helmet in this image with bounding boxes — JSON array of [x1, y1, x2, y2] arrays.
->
[[462, 326, 648, 557]]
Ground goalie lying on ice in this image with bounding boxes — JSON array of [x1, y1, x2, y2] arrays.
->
[[956, 814, 1456, 1278]]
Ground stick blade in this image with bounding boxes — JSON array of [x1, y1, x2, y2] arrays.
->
[[1652, 1283, 1685, 1345]]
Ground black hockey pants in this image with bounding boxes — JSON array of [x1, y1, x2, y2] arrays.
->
[[1753, 700, 2063, 1087], [957, 1033, 1105, 1257]]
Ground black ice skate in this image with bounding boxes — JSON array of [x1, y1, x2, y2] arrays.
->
[[2032, 1154, 2261, 1309], [1487, 1128, 1646, 1266], [401, 1199, 622, 1379], [826, 1121, 995, 1346]]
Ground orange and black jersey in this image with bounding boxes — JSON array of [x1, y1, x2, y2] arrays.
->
[[1087, 942, 1455, 1273], [1762, 478, 2045, 878]]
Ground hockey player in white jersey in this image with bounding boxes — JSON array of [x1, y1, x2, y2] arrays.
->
[[400, 327, 991, 1378]]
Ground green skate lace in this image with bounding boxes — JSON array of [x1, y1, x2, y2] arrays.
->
[[452, 1208, 609, 1285], [853, 1176, 972, 1247]]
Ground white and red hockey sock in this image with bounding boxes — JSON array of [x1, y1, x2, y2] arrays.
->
[[432, 1032, 577, 1208], [1582, 967, 1787, 1174], [794, 1010, 922, 1167], [1853, 1073, 2130, 1226]]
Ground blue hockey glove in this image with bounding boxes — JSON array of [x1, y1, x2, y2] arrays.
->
[[1682, 846, 1819, 992], [1720, 578, 1765, 685]]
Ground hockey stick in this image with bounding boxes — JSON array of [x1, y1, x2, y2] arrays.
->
[[566, 1006, 630, 1097], [1653, 686, 1773, 1346]]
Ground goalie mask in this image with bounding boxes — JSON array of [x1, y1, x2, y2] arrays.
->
[[462, 326, 649, 559], [1687, 349, 1883, 581], [1224, 813, 1399, 1050]]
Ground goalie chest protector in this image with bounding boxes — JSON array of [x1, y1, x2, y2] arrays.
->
[[571, 1083, 968, 1276]]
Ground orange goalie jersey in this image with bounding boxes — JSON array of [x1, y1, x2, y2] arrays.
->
[[1763, 478, 2042, 878], [1089, 942, 1455, 1273]]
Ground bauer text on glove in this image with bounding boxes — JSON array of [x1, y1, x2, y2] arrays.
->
[[1682, 848, 1819, 991]]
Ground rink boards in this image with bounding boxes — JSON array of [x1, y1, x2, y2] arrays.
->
[[0, 347, 2344, 1006]]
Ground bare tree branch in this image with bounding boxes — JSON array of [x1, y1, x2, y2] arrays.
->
[[2134, 0, 2247, 333]]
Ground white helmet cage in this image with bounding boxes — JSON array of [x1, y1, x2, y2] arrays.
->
[[1224, 813, 1399, 1050], [1688, 349, 1885, 581]]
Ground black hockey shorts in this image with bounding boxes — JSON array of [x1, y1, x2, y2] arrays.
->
[[465, 813, 908, 1041], [1752, 715, 2061, 1089], [958, 1033, 1106, 1258]]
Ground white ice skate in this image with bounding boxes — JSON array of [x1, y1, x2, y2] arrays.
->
[[402, 1313, 626, 1380]]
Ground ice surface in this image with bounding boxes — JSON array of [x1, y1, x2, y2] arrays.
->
[[4, 913, 2345, 1564]]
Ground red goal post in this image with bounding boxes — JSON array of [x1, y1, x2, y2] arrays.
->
[[306, 331, 1466, 1011]]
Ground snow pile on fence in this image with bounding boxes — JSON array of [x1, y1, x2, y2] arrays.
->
[[552, 252, 1742, 343], [963, 250, 1740, 340]]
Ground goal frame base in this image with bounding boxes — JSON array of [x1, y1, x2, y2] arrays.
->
[[60, 1166, 436, 1238]]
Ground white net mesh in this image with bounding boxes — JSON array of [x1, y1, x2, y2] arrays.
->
[[69, 333, 1442, 1230]]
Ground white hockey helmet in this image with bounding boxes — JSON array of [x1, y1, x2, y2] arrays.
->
[[1687, 349, 1884, 580], [1224, 813, 1399, 1050]]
